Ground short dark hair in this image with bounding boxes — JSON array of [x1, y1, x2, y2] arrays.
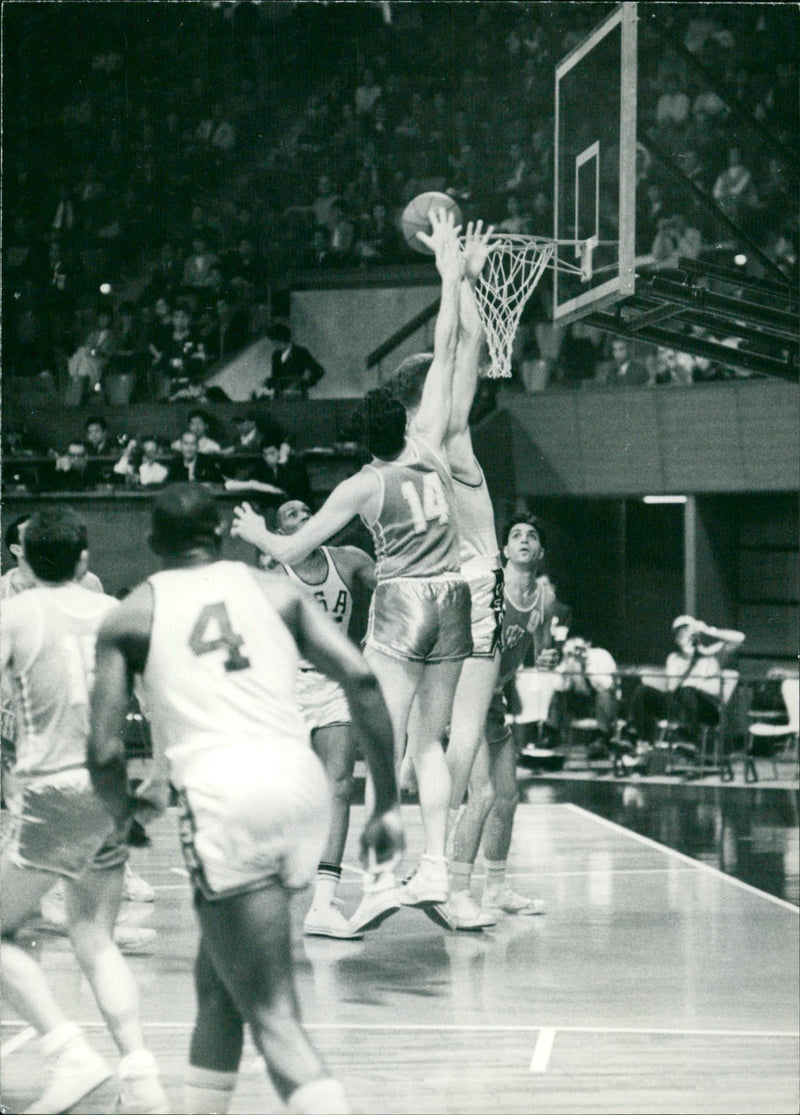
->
[[501, 513, 547, 551], [364, 388, 407, 460], [268, 322, 291, 344], [85, 416, 107, 431], [23, 508, 88, 582], [187, 409, 209, 425], [4, 513, 30, 553], [150, 483, 221, 555], [386, 353, 434, 411]]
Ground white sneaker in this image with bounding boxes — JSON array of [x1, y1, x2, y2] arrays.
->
[[400, 857, 449, 907], [442, 891, 497, 930], [113, 925, 158, 953], [347, 885, 401, 934], [482, 888, 546, 916], [26, 1042, 111, 1114], [123, 863, 156, 903], [116, 1051, 170, 1114], [304, 904, 364, 940]]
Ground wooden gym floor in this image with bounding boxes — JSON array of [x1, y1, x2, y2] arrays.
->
[[2, 793, 798, 1115]]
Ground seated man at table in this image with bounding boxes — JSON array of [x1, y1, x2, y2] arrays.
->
[[50, 441, 102, 492], [630, 615, 744, 747], [545, 636, 619, 759], [166, 430, 224, 484]]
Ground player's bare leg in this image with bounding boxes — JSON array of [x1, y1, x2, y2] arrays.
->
[[195, 883, 350, 1114], [348, 649, 421, 933], [399, 658, 461, 911], [64, 866, 169, 1112], [184, 938, 243, 1114], [1, 857, 113, 1114], [480, 732, 546, 917], [305, 723, 361, 939], [446, 653, 501, 815]]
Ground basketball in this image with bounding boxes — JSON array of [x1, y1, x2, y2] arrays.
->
[[401, 191, 464, 255]]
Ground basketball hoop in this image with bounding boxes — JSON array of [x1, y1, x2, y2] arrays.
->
[[468, 234, 556, 379]]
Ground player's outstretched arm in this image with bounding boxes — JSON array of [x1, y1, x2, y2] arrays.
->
[[88, 585, 162, 824], [232, 469, 378, 565], [447, 221, 496, 478], [412, 208, 464, 452]]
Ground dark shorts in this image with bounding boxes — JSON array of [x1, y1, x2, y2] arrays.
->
[[365, 577, 473, 663]]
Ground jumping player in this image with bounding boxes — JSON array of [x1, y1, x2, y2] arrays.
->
[[88, 484, 402, 1115], [268, 498, 378, 939], [231, 210, 471, 931], [0, 508, 168, 1115], [387, 220, 503, 931]]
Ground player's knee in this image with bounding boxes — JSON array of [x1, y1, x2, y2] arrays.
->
[[467, 775, 496, 819], [330, 772, 354, 804], [492, 786, 519, 821]]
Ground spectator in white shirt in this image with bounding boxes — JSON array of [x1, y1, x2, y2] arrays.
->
[[114, 435, 168, 487], [631, 615, 744, 745]]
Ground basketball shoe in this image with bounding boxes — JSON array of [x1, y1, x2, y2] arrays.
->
[[481, 888, 546, 916], [27, 1026, 111, 1114], [400, 855, 449, 907]]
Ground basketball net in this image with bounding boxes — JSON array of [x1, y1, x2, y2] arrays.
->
[[471, 235, 556, 379]]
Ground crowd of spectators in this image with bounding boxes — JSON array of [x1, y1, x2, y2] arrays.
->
[[2, 407, 315, 506], [2, 2, 797, 400]]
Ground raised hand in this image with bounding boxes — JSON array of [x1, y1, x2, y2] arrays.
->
[[461, 219, 496, 283], [416, 207, 464, 284], [230, 501, 268, 548]]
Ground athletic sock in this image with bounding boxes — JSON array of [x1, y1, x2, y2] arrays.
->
[[484, 859, 508, 899], [312, 863, 341, 908], [288, 1076, 350, 1115], [182, 1065, 237, 1115], [450, 860, 473, 896]]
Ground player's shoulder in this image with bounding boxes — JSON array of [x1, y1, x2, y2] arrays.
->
[[328, 544, 374, 573]]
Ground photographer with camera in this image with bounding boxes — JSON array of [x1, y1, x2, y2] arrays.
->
[[631, 615, 745, 746], [545, 636, 619, 759]]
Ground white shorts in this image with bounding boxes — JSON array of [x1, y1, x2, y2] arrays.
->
[[296, 669, 350, 732], [1, 766, 124, 878], [178, 741, 331, 900], [464, 565, 504, 657]]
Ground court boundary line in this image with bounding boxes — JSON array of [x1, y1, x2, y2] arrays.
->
[[564, 803, 799, 913], [2, 1020, 797, 1038]]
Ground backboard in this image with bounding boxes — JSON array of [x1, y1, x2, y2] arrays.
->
[[553, 3, 638, 323]]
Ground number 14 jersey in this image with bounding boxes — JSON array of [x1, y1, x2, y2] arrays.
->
[[141, 561, 311, 790], [360, 436, 461, 582]]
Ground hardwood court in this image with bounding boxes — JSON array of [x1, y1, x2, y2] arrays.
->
[[2, 801, 798, 1115]]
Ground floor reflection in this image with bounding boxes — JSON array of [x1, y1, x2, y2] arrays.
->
[[519, 777, 800, 906]]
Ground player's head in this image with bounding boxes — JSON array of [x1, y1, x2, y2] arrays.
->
[[364, 387, 407, 461], [502, 514, 546, 569], [150, 483, 222, 560], [23, 508, 88, 584], [4, 514, 31, 565], [276, 500, 311, 535], [385, 353, 434, 415]]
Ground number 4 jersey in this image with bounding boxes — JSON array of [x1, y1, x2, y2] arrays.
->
[[360, 436, 461, 581], [140, 561, 311, 790]]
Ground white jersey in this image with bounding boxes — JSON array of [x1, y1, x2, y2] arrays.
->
[[283, 547, 353, 671], [1, 584, 117, 775], [452, 463, 500, 573], [140, 561, 310, 793]]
